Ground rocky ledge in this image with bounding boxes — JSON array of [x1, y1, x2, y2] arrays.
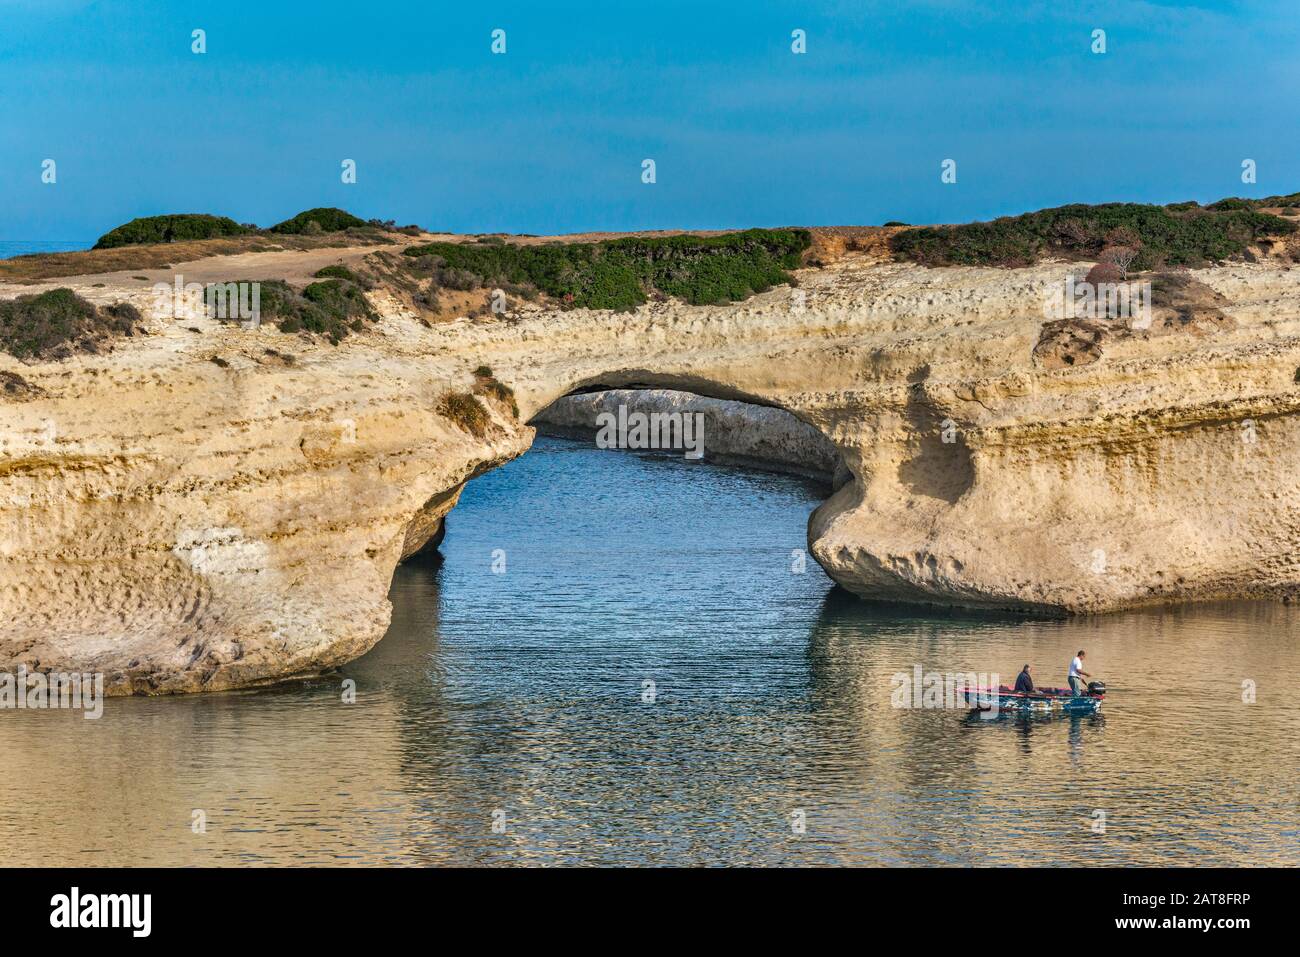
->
[[4, 239, 1300, 693]]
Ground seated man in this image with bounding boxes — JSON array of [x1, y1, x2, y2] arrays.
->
[[1014, 664, 1035, 694]]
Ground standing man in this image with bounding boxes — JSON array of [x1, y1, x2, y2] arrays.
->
[[1068, 650, 1091, 696]]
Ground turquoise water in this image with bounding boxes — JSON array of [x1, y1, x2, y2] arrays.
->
[[2, 435, 1298, 865]]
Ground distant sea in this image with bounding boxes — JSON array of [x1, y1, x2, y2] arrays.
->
[[0, 240, 91, 259]]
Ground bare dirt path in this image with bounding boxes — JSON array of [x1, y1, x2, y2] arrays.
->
[[0, 239, 438, 296]]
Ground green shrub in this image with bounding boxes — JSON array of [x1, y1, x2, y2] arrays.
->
[[402, 228, 811, 311], [1205, 197, 1255, 211], [890, 202, 1296, 269], [220, 278, 376, 344], [93, 214, 255, 249], [302, 278, 375, 319], [1211, 192, 1300, 210], [439, 392, 490, 437], [312, 264, 370, 286], [269, 207, 369, 235], [1, 288, 143, 359], [404, 255, 481, 291]]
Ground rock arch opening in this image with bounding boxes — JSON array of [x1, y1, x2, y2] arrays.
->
[[398, 371, 853, 567], [530, 385, 848, 487]]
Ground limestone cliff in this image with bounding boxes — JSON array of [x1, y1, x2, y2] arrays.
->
[[4, 243, 1300, 693]]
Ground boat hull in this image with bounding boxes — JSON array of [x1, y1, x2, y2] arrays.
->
[[960, 686, 1103, 715]]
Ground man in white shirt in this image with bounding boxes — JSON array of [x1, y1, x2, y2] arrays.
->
[[1068, 650, 1091, 696]]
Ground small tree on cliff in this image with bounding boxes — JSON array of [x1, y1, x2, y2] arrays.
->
[[1099, 244, 1140, 279]]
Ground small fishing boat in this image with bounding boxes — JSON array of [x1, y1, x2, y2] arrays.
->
[[959, 681, 1105, 715]]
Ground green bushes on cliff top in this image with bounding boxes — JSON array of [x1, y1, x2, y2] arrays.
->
[[890, 201, 1296, 269], [1206, 192, 1300, 211], [313, 264, 370, 285], [93, 214, 255, 249], [1, 288, 144, 360], [213, 278, 376, 344], [401, 228, 812, 311], [269, 207, 369, 234], [91, 208, 386, 250]]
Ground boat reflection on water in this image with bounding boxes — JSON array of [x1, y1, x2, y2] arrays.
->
[[963, 707, 1107, 762], [962, 709, 1107, 730]]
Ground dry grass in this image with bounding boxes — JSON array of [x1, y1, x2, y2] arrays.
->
[[0, 230, 403, 284], [439, 392, 491, 437], [806, 226, 901, 265], [472, 367, 519, 417], [365, 250, 499, 324]]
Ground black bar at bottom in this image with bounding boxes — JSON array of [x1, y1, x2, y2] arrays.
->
[[1, 866, 1281, 940]]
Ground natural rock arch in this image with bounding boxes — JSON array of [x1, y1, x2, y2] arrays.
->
[[4, 255, 1300, 693]]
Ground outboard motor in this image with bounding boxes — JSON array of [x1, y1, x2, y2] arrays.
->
[[1087, 680, 1106, 696]]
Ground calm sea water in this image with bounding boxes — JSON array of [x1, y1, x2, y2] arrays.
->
[[0, 240, 90, 259], [2, 435, 1298, 866]]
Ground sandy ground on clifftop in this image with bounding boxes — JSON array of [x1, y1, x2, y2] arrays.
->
[[0, 225, 894, 296], [0, 239, 429, 293]]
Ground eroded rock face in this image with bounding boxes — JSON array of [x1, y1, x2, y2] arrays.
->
[[0, 346, 529, 694], [4, 251, 1300, 692], [1033, 271, 1238, 370]]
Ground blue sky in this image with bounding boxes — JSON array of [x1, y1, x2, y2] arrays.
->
[[2, 0, 1297, 239]]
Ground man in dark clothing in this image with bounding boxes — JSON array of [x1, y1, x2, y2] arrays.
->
[[1014, 665, 1035, 694]]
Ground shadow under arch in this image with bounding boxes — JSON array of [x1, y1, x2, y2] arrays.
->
[[525, 367, 850, 484], [530, 367, 805, 420], [400, 367, 850, 569]]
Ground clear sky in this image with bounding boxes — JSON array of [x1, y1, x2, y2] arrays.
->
[[2, 0, 1297, 240]]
